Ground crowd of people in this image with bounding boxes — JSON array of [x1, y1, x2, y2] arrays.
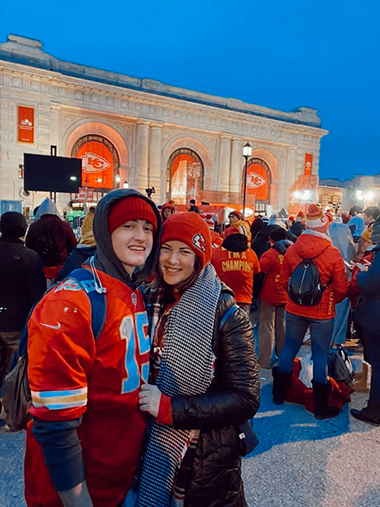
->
[[0, 192, 379, 506]]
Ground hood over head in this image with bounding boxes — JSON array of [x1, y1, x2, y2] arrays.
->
[[92, 188, 162, 289], [273, 239, 293, 255], [35, 197, 60, 219], [294, 229, 332, 259], [329, 222, 356, 262]]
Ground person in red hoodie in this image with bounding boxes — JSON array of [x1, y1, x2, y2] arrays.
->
[[273, 204, 349, 419], [258, 228, 292, 368]]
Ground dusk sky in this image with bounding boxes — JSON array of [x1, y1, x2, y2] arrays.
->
[[1, 1, 379, 181]]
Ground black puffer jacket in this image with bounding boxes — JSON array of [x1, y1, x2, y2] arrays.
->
[[171, 286, 260, 507]]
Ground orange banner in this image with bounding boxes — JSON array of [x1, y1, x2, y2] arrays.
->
[[246, 163, 268, 202], [77, 141, 114, 189], [18, 106, 34, 143], [305, 153, 313, 176]]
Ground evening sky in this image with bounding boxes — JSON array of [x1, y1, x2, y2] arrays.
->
[[1, 0, 379, 181]]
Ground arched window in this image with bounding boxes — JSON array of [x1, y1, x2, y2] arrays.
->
[[71, 135, 120, 190], [166, 148, 204, 204]]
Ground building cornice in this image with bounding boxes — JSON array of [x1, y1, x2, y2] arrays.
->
[[0, 34, 325, 130]]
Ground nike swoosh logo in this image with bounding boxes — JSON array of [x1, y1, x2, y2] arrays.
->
[[40, 322, 61, 330]]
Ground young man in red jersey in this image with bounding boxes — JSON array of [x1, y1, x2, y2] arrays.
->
[[24, 189, 162, 507]]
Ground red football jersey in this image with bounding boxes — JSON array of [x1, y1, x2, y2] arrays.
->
[[25, 270, 150, 507], [211, 247, 260, 304]]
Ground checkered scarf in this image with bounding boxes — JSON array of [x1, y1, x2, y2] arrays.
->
[[136, 263, 221, 507]]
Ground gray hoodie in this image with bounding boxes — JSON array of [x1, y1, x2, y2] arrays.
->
[[92, 188, 162, 290]]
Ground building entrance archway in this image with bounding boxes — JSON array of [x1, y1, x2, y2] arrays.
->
[[166, 148, 204, 204], [243, 158, 271, 212], [71, 135, 120, 191]]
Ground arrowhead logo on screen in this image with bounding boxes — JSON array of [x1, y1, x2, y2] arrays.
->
[[82, 152, 111, 173]]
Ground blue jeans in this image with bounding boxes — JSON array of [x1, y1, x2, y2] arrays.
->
[[331, 298, 350, 346], [278, 312, 334, 384]]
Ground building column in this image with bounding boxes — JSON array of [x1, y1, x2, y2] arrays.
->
[[134, 120, 150, 193], [218, 136, 231, 192], [282, 147, 297, 211], [230, 138, 242, 194], [50, 101, 62, 152], [149, 123, 162, 203]]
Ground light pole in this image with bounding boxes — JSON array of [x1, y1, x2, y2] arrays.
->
[[242, 142, 252, 217]]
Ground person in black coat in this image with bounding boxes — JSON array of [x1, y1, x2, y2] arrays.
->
[[0, 212, 46, 392], [135, 212, 259, 507], [351, 217, 380, 425]]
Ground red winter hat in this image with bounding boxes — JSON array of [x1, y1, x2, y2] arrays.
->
[[108, 196, 158, 234], [228, 210, 242, 220], [295, 211, 306, 224], [306, 204, 330, 233], [203, 214, 214, 230], [161, 212, 212, 269], [161, 202, 174, 212]]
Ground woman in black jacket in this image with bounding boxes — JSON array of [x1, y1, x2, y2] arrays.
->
[[132, 212, 259, 507], [351, 217, 380, 425]]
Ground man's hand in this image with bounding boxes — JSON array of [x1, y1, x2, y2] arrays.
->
[[58, 481, 93, 507], [138, 384, 162, 418]]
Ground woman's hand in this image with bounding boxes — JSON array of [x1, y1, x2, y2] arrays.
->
[[138, 384, 162, 418]]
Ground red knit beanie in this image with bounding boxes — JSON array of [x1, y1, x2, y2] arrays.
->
[[295, 211, 306, 224], [108, 197, 158, 234], [306, 204, 330, 233], [161, 212, 212, 269]]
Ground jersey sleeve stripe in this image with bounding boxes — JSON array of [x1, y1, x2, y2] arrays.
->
[[31, 387, 87, 410]]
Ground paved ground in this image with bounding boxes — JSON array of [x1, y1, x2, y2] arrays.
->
[[1, 343, 379, 507]]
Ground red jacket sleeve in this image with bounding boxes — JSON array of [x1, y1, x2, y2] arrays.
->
[[28, 283, 95, 422]]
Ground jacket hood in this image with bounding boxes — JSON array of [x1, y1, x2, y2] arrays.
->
[[35, 197, 60, 219], [294, 229, 332, 259], [92, 188, 162, 289], [273, 239, 293, 254], [290, 222, 305, 237], [329, 222, 356, 262]]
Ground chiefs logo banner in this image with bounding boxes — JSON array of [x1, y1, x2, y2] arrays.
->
[[246, 162, 268, 202], [77, 141, 114, 189], [18, 106, 34, 144], [304, 154, 313, 176]]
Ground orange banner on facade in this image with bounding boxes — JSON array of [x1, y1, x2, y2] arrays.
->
[[304, 153, 313, 176], [246, 163, 268, 202], [18, 106, 34, 143], [77, 141, 114, 189]]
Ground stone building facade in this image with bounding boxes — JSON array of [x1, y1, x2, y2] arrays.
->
[[0, 34, 327, 216]]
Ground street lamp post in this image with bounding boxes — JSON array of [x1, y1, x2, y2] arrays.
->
[[242, 142, 252, 217]]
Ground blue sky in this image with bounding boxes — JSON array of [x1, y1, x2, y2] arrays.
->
[[1, 0, 379, 181]]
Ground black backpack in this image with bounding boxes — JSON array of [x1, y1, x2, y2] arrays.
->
[[288, 255, 329, 306], [327, 346, 355, 387], [34, 222, 59, 261]]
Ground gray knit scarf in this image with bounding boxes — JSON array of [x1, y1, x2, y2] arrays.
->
[[135, 263, 221, 507]]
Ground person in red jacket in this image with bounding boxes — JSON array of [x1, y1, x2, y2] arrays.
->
[[258, 228, 292, 368], [24, 189, 162, 507], [211, 224, 260, 313], [273, 204, 349, 419]]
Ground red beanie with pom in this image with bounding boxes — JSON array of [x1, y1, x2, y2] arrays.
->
[[161, 212, 212, 269]]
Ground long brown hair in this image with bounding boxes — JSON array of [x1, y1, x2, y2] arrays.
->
[[155, 253, 203, 306]]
